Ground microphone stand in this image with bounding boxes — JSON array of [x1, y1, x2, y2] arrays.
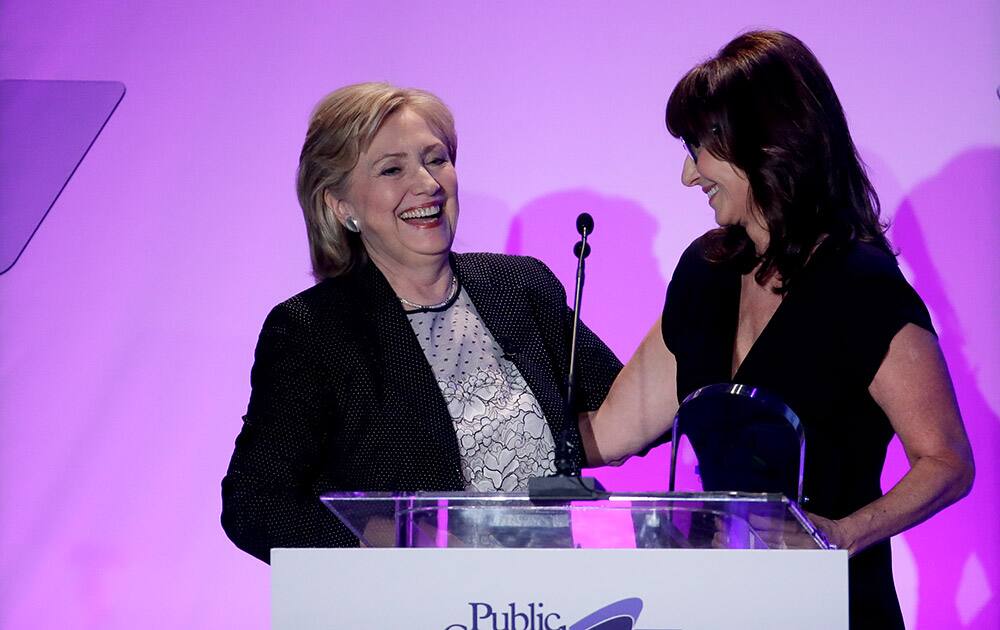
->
[[528, 213, 607, 502]]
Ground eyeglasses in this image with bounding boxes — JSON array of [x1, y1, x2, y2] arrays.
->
[[681, 136, 702, 163], [681, 125, 720, 164]]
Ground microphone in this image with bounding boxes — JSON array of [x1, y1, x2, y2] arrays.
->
[[529, 212, 606, 501], [565, 213, 593, 442]]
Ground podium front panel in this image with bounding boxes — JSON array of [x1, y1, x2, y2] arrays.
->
[[272, 547, 848, 629]]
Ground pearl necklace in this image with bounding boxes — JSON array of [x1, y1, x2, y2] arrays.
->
[[398, 275, 459, 311]]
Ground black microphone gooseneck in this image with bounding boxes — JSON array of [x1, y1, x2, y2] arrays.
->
[[557, 212, 592, 474], [528, 212, 606, 501]]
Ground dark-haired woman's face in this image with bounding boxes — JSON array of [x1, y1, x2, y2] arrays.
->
[[681, 151, 753, 229]]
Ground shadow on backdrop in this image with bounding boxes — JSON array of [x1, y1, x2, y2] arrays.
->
[[504, 189, 690, 491], [504, 189, 667, 359], [890, 146, 1000, 629]]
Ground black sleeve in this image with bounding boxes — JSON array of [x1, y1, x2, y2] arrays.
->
[[660, 237, 712, 356], [221, 301, 354, 563], [570, 312, 623, 413], [526, 256, 623, 412], [839, 253, 935, 388]]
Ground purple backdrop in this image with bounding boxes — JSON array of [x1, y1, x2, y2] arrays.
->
[[1, 3, 997, 628]]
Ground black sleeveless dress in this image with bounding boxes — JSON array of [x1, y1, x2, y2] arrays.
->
[[661, 234, 933, 630]]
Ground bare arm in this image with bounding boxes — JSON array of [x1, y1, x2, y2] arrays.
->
[[809, 323, 975, 555], [580, 317, 681, 466]]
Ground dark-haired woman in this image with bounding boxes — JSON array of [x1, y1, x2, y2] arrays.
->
[[582, 31, 973, 628]]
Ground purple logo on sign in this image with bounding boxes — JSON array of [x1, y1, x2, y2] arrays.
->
[[444, 597, 655, 630], [569, 598, 643, 630]]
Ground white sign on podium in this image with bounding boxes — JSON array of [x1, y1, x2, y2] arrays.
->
[[273, 547, 847, 629]]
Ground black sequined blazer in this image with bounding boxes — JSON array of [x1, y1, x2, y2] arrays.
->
[[221, 252, 622, 562]]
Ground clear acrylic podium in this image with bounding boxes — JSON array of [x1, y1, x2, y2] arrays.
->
[[274, 491, 847, 628], [319, 490, 832, 550]]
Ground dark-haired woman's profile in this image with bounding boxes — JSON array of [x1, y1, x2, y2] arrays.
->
[[582, 30, 974, 628]]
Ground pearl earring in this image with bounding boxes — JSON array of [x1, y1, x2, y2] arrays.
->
[[345, 216, 361, 233]]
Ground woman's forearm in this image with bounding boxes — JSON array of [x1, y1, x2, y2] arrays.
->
[[824, 324, 975, 555], [580, 318, 680, 467], [829, 451, 973, 555]]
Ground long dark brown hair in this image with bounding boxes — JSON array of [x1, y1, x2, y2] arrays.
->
[[666, 30, 892, 291]]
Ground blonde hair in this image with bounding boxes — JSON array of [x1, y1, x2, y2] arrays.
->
[[296, 82, 458, 280]]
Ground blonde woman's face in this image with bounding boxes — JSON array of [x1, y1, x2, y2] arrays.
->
[[335, 106, 459, 270]]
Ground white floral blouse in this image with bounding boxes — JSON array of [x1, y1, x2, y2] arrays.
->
[[405, 287, 557, 491]]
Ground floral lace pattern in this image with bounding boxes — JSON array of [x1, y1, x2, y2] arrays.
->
[[406, 289, 556, 491]]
